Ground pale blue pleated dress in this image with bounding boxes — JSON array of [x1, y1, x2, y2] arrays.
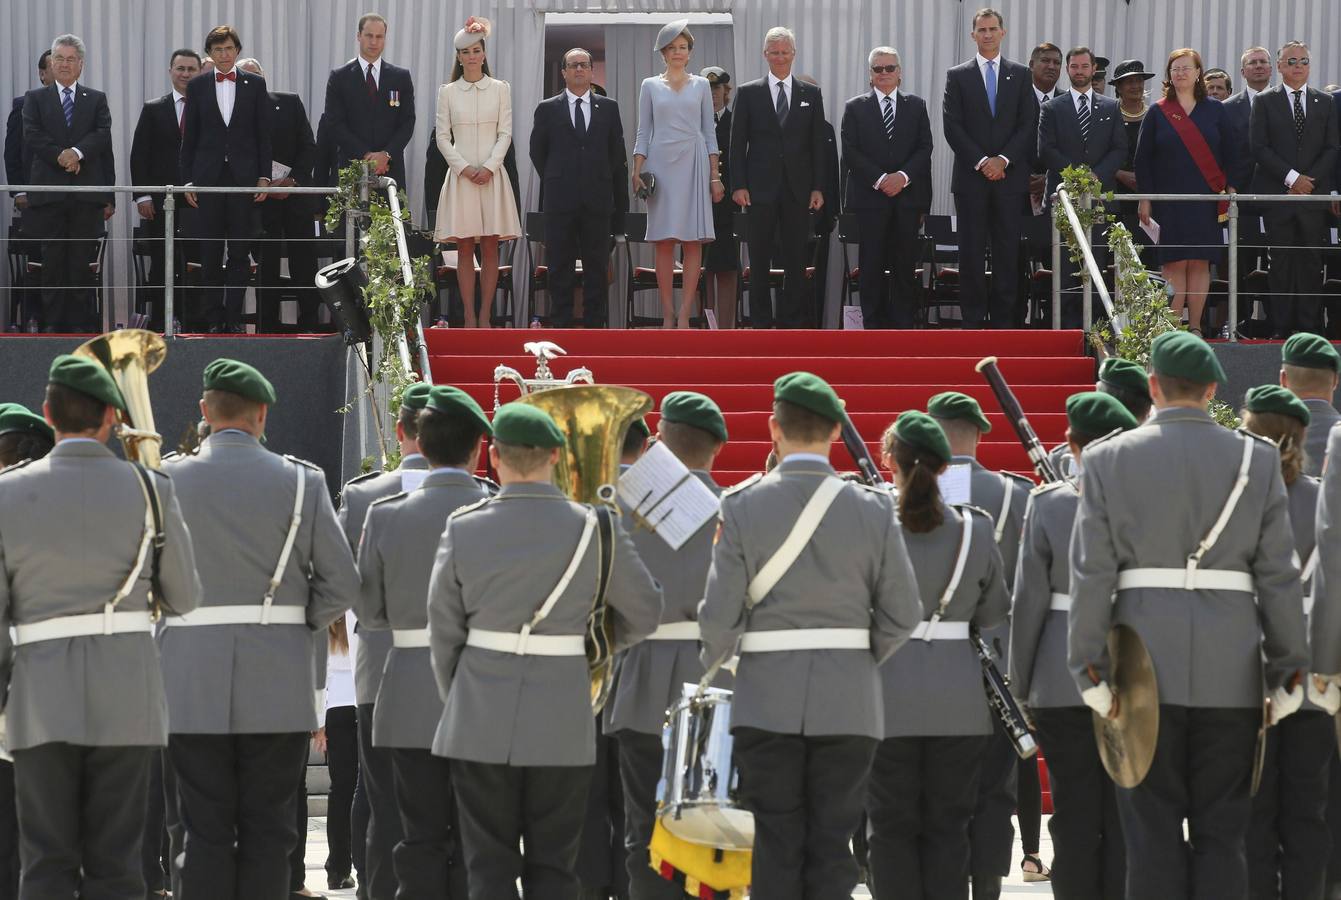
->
[[633, 74, 719, 242]]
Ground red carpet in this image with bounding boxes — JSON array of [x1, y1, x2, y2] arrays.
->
[[426, 329, 1095, 485]]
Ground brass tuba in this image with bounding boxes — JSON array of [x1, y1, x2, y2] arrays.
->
[[73, 329, 167, 468], [517, 384, 653, 713]]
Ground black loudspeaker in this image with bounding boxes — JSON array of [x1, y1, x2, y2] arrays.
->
[[315, 257, 372, 345]]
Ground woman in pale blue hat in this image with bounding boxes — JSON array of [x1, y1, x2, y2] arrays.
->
[[632, 19, 723, 328]]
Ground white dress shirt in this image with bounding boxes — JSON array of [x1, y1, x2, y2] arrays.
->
[[1070, 87, 1095, 114], [213, 66, 237, 126], [1033, 84, 1053, 107], [871, 88, 911, 191], [1284, 83, 1310, 188], [136, 90, 186, 205], [565, 88, 592, 129], [973, 53, 1010, 169], [359, 55, 382, 90], [767, 71, 794, 113]]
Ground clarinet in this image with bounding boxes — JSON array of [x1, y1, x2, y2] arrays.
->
[[840, 411, 889, 489], [970, 623, 1038, 759], [974, 356, 1061, 484]]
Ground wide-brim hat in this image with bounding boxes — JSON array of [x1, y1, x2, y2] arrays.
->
[[1111, 59, 1156, 83]]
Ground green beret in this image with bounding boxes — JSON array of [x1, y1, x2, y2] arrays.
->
[[660, 391, 728, 443], [1066, 391, 1139, 437], [774, 372, 845, 424], [1281, 332, 1340, 372], [402, 382, 433, 410], [1244, 384, 1311, 426], [628, 417, 650, 441], [202, 358, 277, 405], [1097, 357, 1152, 400], [425, 385, 492, 435], [927, 391, 992, 433], [48, 354, 125, 411], [0, 406, 54, 443], [493, 403, 566, 448], [893, 411, 952, 464], [1150, 331, 1227, 385]]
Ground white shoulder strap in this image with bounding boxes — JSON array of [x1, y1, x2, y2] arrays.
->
[[108, 472, 159, 620], [922, 509, 974, 641], [994, 473, 1011, 544], [1302, 545, 1320, 585], [262, 460, 307, 624], [747, 477, 847, 608], [515, 507, 598, 655], [1184, 434, 1255, 587]]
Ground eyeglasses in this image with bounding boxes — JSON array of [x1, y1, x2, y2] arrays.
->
[[870, 65, 900, 74], [1285, 57, 1310, 66], [565, 61, 591, 69], [1169, 66, 1198, 75]]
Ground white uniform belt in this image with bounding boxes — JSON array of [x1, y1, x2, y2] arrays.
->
[[909, 620, 971, 641], [164, 605, 308, 627], [13, 610, 153, 646], [465, 629, 586, 656], [645, 621, 701, 641], [1050, 593, 1072, 611], [392, 628, 430, 649], [1116, 568, 1255, 593], [738, 627, 870, 652]]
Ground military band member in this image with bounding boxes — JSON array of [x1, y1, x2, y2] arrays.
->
[[1010, 392, 1138, 900], [604, 392, 729, 900], [1046, 357, 1152, 480], [1068, 332, 1310, 900], [338, 379, 433, 900], [1278, 332, 1340, 476], [926, 390, 1030, 900], [0, 356, 201, 898], [865, 412, 1010, 900], [427, 403, 663, 900], [698, 373, 922, 900], [357, 385, 492, 899], [161, 359, 360, 899], [1238, 386, 1335, 900]]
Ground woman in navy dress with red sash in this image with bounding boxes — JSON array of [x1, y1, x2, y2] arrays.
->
[[1134, 48, 1237, 335]]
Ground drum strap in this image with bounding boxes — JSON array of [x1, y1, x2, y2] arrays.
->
[[746, 477, 846, 608], [921, 509, 974, 642], [994, 474, 1011, 544], [516, 508, 597, 655], [261, 460, 306, 625]]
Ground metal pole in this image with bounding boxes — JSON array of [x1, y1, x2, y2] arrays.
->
[[1081, 193, 1093, 332], [1227, 196, 1239, 343], [163, 190, 176, 337], [1051, 209, 1062, 328]]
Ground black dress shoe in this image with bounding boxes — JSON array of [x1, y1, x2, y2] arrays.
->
[[328, 875, 356, 890]]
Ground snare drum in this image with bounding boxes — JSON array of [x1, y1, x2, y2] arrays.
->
[[656, 684, 754, 851]]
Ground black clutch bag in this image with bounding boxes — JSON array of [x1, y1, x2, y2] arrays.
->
[[635, 172, 657, 200]]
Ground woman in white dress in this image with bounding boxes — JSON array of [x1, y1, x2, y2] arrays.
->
[[435, 17, 522, 328], [632, 21, 723, 328]]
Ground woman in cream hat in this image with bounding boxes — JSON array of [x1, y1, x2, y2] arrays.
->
[[435, 16, 522, 328]]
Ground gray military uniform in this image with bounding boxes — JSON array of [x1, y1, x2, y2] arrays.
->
[[1311, 425, 1341, 673], [427, 483, 663, 766], [698, 457, 922, 739], [356, 468, 487, 749], [1046, 442, 1077, 483], [1302, 400, 1340, 477], [0, 440, 202, 750], [162, 430, 360, 733], [880, 503, 1010, 737]]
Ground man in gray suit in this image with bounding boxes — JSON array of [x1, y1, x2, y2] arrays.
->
[[162, 359, 359, 899], [699, 372, 921, 900], [357, 385, 492, 899], [926, 390, 1031, 900], [427, 403, 662, 899], [0, 355, 201, 898], [1069, 331, 1310, 899], [604, 392, 729, 900], [1279, 332, 1340, 475]]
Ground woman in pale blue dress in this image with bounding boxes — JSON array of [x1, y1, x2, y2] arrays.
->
[[632, 21, 724, 328]]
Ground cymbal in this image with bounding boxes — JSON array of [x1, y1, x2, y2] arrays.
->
[[1094, 624, 1160, 788]]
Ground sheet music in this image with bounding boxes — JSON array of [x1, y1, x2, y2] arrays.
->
[[400, 469, 429, 492], [617, 441, 721, 550], [271, 161, 292, 182], [1139, 217, 1160, 245], [939, 463, 972, 505]]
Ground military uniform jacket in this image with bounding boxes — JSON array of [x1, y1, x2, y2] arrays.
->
[[356, 468, 487, 750], [1009, 481, 1083, 708], [880, 502, 1009, 737], [604, 470, 728, 736], [1046, 442, 1076, 483], [339, 454, 431, 707], [1310, 425, 1341, 674], [161, 431, 359, 733], [1069, 409, 1309, 706], [959, 455, 1031, 665], [0, 441, 202, 750], [427, 482, 663, 766], [1285, 474, 1326, 712], [698, 457, 922, 739], [1302, 401, 1340, 477]]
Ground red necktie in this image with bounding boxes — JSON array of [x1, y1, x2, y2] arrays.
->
[[366, 65, 377, 98], [215, 71, 236, 83]]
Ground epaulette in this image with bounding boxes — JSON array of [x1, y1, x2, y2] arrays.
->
[[952, 502, 994, 521], [1002, 471, 1035, 486], [368, 490, 409, 510], [1237, 427, 1278, 449], [720, 471, 763, 498], [448, 495, 493, 520], [854, 480, 895, 497], [1084, 427, 1125, 451], [1030, 479, 1073, 497], [0, 458, 35, 477], [160, 451, 182, 463], [343, 470, 383, 487], [283, 454, 324, 472], [473, 474, 500, 496]]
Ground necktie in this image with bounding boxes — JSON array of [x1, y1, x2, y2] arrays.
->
[[775, 80, 789, 125], [1293, 89, 1305, 140], [574, 97, 586, 137], [1078, 93, 1090, 143], [215, 71, 236, 83], [882, 95, 895, 141], [366, 64, 377, 98], [985, 60, 997, 116], [61, 87, 73, 127], [177, 97, 185, 137]]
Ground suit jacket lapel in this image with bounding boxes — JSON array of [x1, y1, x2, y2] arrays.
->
[[966, 62, 993, 118], [72, 87, 95, 136]]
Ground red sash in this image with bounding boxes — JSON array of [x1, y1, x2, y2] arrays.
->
[[1156, 97, 1229, 217]]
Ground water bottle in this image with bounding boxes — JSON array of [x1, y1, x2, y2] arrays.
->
[[529, 316, 542, 329]]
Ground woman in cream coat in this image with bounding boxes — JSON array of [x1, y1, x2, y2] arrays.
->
[[435, 17, 521, 328]]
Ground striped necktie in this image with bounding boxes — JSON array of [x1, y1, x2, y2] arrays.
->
[[1078, 93, 1090, 144], [61, 87, 74, 128], [882, 95, 895, 141]]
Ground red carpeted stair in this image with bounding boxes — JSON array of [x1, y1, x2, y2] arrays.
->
[[425, 329, 1095, 485]]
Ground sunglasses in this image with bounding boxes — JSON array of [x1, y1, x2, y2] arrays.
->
[[870, 65, 900, 74], [1285, 57, 1310, 66]]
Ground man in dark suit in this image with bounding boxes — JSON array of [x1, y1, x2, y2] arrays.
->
[[840, 48, 932, 328], [130, 48, 201, 331], [6, 51, 52, 206], [1250, 40, 1338, 337], [730, 26, 828, 328], [21, 35, 114, 333], [179, 25, 273, 333], [237, 59, 320, 333], [1038, 47, 1128, 328], [1223, 47, 1274, 198], [702, 66, 739, 327], [1026, 43, 1064, 219], [322, 13, 416, 192], [530, 48, 628, 328], [942, 7, 1035, 328]]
